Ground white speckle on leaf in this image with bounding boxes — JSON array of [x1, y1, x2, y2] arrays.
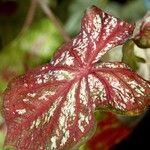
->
[[103, 16, 117, 38], [88, 74, 106, 103], [93, 43, 112, 63], [51, 136, 57, 149], [128, 80, 145, 96], [36, 78, 43, 84], [73, 38, 77, 46], [80, 77, 88, 106], [85, 116, 89, 124], [74, 40, 88, 53], [103, 73, 135, 105], [57, 83, 78, 147], [41, 66, 48, 70], [29, 97, 62, 130], [30, 120, 36, 130], [51, 52, 65, 66], [49, 70, 75, 81], [27, 93, 36, 97], [120, 22, 124, 26], [16, 109, 26, 115], [92, 14, 101, 40], [93, 15, 101, 28], [73, 32, 88, 63], [64, 52, 74, 66], [78, 113, 85, 132], [119, 102, 126, 109], [43, 74, 49, 83], [85, 22, 92, 33], [51, 51, 75, 66], [39, 91, 55, 101], [95, 62, 128, 69], [43, 97, 62, 124], [35, 118, 41, 128], [24, 83, 28, 87], [59, 83, 78, 130], [60, 130, 70, 146], [73, 38, 81, 47], [56, 129, 60, 136], [82, 31, 87, 39], [113, 99, 124, 110], [23, 98, 29, 102], [59, 114, 66, 128]]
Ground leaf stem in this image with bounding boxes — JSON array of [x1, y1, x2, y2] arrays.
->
[[37, 0, 71, 42], [20, 0, 37, 34]]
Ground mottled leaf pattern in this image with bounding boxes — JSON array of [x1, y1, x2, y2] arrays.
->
[[91, 62, 150, 114], [3, 6, 150, 150]]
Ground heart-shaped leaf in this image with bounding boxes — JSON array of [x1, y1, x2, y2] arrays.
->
[[3, 6, 150, 150]]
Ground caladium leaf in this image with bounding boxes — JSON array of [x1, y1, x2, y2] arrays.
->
[[3, 6, 150, 150]]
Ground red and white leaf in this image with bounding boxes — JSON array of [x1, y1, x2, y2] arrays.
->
[[51, 6, 134, 66], [3, 6, 150, 150], [4, 66, 96, 150], [90, 62, 150, 114]]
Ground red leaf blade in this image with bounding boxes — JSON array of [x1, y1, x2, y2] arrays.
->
[[90, 62, 150, 114], [4, 68, 96, 149], [51, 6, 134, 66], [81, 6, 134, 64]]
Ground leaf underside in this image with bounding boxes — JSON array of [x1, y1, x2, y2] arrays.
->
[[3, 6, 150, 150]]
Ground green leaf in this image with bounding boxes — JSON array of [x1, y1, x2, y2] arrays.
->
[[122, 40, 146, 70]]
